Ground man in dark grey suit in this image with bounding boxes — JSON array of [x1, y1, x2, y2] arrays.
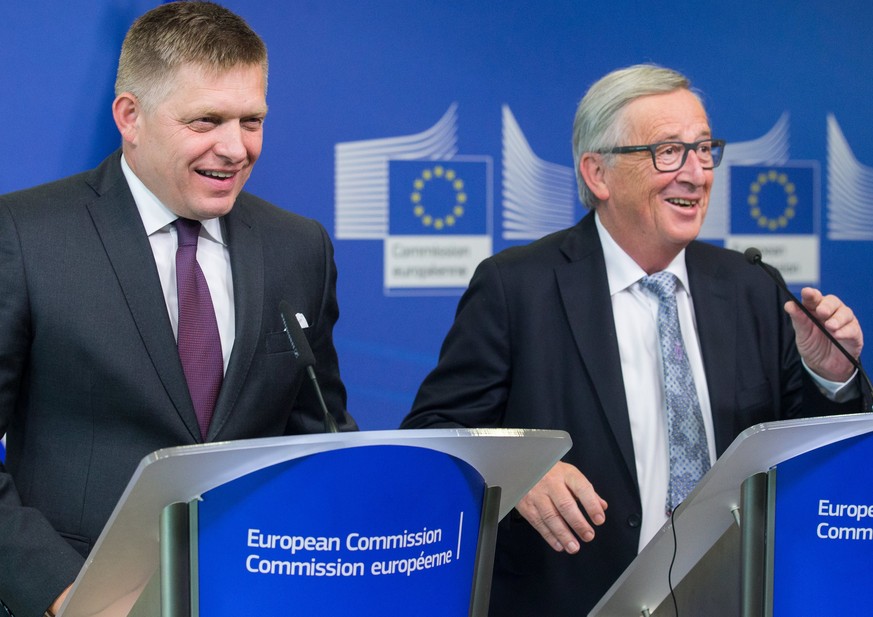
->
[[401, 64, 868, 616], [0, 3, 356, 616]]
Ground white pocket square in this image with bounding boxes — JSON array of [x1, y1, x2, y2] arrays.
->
[[295, 313, 310, 329]]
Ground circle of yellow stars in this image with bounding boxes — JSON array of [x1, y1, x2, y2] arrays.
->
[[747, 169, 797, 231], [410, 165, 467, 230]]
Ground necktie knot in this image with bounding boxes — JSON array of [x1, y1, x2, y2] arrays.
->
[[640, 271, 678, 302], [174, 218, 202, 248]]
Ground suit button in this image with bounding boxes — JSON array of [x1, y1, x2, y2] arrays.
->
[[627, 514, 641, 528]]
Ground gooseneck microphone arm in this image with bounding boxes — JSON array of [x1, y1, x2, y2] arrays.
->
[[279, 301, 340, 433], [744, 247, 873, 399]]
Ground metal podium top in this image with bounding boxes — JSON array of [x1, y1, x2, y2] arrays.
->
[[589, 412, 873, 617], [59, 428, 571, 617]]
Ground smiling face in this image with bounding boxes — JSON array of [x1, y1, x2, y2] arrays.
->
[[117, 62, 268, 221], [593, 89, 714, 273]]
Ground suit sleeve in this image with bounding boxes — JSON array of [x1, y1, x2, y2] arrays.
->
[[0, 201, 84, 617], [401, 257, 513, 429]]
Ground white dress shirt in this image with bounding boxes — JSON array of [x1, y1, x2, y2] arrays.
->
[[595, 213, 716, 549], [120, 154, 235, 373]]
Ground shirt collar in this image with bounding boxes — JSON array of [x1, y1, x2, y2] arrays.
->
[[594, 211, 691, 296], [120, 153, 225, 244]]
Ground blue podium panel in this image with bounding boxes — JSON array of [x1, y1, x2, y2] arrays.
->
[[773, 432, 873, 614], [196, 444, 485, 616]]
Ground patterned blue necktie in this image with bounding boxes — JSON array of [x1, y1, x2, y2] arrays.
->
[[640, 272, 710, 513], [174, 218, 223, 440]]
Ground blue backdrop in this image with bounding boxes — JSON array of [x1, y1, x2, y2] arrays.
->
[[2, 1, 872, 442]]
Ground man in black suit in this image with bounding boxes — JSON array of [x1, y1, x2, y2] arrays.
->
[[0, 3, 356, 616], [401, 64, 868, 616]]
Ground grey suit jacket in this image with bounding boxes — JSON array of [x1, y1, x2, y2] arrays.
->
[[402, 211, 866, 617], [0, 152, 356, 616]]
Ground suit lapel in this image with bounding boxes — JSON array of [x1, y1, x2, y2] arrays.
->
[[686, 243, 737, 455], [84, 153, 201, 440], [555, 214, 638, 485], [206, 203, 264, 439]]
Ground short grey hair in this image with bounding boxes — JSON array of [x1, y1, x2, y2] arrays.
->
[[571, 64, 702, 209]]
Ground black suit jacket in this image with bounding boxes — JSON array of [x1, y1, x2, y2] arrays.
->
[[0, 152, 356, 617], [402, 211, 865, 617]]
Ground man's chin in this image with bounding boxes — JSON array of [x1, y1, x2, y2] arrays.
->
[[665, 222, 704, 250], [184, 197, 239, 220]]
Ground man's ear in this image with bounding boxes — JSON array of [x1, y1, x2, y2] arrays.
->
[[112, 93, 141, 145], [580, 152, 610, 202]]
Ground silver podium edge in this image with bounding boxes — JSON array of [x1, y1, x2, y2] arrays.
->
[[59, 427, 572, 617]]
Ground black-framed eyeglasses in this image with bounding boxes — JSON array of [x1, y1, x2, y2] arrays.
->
[[601, 138, 726, 172]]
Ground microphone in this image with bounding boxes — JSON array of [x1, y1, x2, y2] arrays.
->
[[279, 301, 339, 433], [743, 247, 873, 396]]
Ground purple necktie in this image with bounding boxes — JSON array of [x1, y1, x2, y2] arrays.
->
[[174, 218, 223, 439]]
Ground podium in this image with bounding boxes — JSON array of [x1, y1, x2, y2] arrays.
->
[[589, 412, 873, 616], [56, 428, 570, 617]]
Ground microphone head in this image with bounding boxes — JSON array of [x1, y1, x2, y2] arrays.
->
[[744, 247, 763, 265], [279, 302, 338, 433], [279, 301, 316, 367]]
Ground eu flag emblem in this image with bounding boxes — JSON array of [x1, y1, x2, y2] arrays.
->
[[389, 160, 488, 235], [730, 164, 817, 235]]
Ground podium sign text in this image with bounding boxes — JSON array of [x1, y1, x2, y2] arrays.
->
[[196, 444, 485, 616]]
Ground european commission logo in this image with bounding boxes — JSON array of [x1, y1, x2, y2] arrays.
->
[[335, 106, 873, 294], [730, 166, 815, 235], [334, 103, 577, 295], [383, 158, 491, 291], [725, 163, 820, 284], [389, 160, 488, 236], [708, 112, 873, 286]]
